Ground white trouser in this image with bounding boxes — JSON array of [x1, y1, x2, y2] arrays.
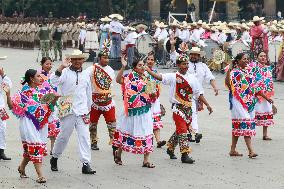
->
[[0, 120, 6, 149], [191, 100, 199, 133], [52, 114, 91, 164]]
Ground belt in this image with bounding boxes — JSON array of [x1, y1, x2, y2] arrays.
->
[[126, 44, 135, 48], [112, 32, 120, 35]]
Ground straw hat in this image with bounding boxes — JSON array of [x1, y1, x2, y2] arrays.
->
[[100, 16, 111, 22], [252, 16, 264, 22], [158, 22, 168, 28], [135, 24, 148, 30], [197, 20, 203, 25], [170, 19, 179, 27], [154, 21, 160, 27], [181, 21, 188, 29], [269, 25, 279, 33], [66, 50, 89, 61], [188, 47, 205, 57], [109, 14, 123, 20], [240, 23, 250, 30]]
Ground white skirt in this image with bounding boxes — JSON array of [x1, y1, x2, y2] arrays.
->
[[255, 100, 274, 127], [231, 96, 256, 137], [19, 117, 48, 163], [113, 110, 154, 154], [151, 98, 163, 130]]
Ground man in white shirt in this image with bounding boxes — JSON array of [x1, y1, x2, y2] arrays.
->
[[78, 24, 86, 52], [146, 53, 213, 164], [109, 14, 124, 58], [85, 48, 117, 157], [99, 17, 111, 50], [50, 50, 95, 174], [157, 22, 168, 65], [0, 66, 12, 160], [187, 47, 218, 143], [124, 27, 137, 67]]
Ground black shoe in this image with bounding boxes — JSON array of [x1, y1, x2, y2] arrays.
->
[[0, 149, 11, 160], [91, 144, 99, 151], [112, 145, 118, 161], [82, 163, 96, 174], [166, 148, 177, 159], [195, 133, 203, 144], [181, 153, 195, 164], [187, 133, 195, 142], [50, 157, 58, 171], [157, 141, 166, 148]]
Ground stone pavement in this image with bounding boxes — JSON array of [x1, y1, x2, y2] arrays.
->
[[0, 48, 283, 189]]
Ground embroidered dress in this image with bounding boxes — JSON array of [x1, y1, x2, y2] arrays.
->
[[146, 69, 163, 130], [249, 62, 274, 127], [11, 84, 54, 163], [113, 71, 153, 154], [229, 67, 260, 137], [40, 70, 61, 138]]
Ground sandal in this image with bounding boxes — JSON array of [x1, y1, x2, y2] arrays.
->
[[263, 136, 272, 141], [229, 151, 243, 157], [17, 166, 28, 178], [36, 177, 47, 183], [248, 153, 258, 159], [114, 150, 122, 165], [142, 162, 155, 168]]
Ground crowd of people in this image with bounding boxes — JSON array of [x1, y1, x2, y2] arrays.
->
[[0, 13, 280, 184]]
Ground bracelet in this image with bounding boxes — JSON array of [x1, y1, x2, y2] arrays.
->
[[55, 70, 62, 77]]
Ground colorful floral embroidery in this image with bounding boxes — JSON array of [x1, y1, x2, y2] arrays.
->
[[153, 112, 163, 130], [48, 119, 61, 138], [122, 71, 151, 117], [93, 65, 112, 93], [112, 130, 153, 154], [11, 84, 53, 130], [255, 112, 274, 127], [22, 141, 47, 163], [249, 62, 274, 102], [0, 108, 9, 121], [230, 68, 259, 112], [232, 118, 256, 136]]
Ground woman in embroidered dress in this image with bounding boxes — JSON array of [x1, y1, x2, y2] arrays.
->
[[113, 56, 155, 168], [145, 52, 166, 148], [6, 69, 59, 183], [40, 57, 61, 154], [251, 52, 277, 140], [225, 53, 273, 158]]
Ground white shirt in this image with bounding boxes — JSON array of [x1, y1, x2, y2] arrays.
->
[[162, 72, 201, 104], [110, 21, 124, 34], [189, 29, 201, 43], [188, 61, 215, 94], [179, 29, 189, 42], [0, 76, 12, 108], [137, 30, 147, 38], [100, 23, 110, 31], [169, 28, 181, 37], [218, 32, 227, 44], [124, 31, 138, 45], [50, 68, 92, 116], [158, 29, 168, 42], [210, 31, 219, 42], [241, 31, 252, 46], [79, 29, 86, 44], [153, 27, 161, 38]]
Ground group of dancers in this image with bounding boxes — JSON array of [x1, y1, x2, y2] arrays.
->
[[0, 17, 278, 184]]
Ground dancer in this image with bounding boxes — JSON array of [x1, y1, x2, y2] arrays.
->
[[85, 46, 117, 153], [251, 52, 276, 140], [6, 69, 58, 183], [0, 67, 12, 160], [113, 56, 155, 168], [40, 57, 60, 154], [50, 50, 96, 174], [146, 53, 213, 164], [145, 52, 166, 148], [225, 53, 273, 158]]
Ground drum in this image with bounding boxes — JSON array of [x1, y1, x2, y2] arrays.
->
[[231, 40, 249, 58], [136, 34, 155, 55], [201, 39, 220, 60], [268, 41, 282, 63]]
